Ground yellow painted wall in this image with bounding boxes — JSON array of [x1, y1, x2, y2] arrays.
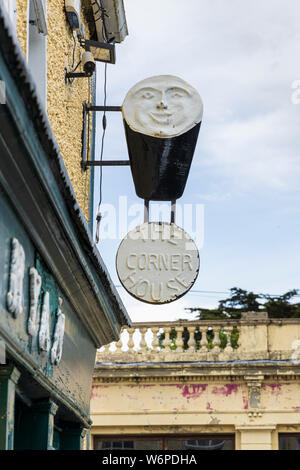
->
[[91, 318, 300, 450], [16, 0, 28, 56], [91, 382, 248, 418], [90, 377, 300, 450], [16, 0, 92, 221]]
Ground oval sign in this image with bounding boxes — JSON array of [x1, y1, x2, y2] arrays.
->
[[116, 222, 200, 305]]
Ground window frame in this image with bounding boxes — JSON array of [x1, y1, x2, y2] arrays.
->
[[279, 433, 300, 451], [93, 434, 236, 451]]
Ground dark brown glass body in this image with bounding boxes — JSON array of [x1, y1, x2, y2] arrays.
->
[[123, 120, 201, 201]]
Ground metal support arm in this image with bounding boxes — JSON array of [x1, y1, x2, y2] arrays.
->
[[81, 102, 129, 170]]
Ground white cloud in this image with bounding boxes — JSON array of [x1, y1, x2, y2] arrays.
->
[[98, 0, 300, 195], [94, 1, 300, 322], [201, 108, 300, 191]]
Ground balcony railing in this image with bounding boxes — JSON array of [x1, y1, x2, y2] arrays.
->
[[96, 312, 300, 363]]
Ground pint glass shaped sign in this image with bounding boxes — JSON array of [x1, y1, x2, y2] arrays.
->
[[122, 75, 203, 201]]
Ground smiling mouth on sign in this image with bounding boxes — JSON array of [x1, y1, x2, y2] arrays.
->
[[150, 112, 173, 124]]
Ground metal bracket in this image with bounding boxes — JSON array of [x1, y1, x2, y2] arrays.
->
[[81, 102, 130, 170], [86, 105, 122, 112], [144, 200, 177, 224]]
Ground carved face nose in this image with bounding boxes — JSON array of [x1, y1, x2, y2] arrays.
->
[[157, 101, 167, 109], [156, 92, 168, 109]]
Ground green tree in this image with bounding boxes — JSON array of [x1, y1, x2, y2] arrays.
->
[[186, 287, 300, 320], [261, 289, 300, 318], [158, 288, 299, 352]]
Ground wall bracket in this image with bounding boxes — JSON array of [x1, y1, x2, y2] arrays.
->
[[81, 102, 130, 170]]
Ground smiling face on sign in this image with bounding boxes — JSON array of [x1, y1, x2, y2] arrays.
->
[[122, 75, 203, 138]]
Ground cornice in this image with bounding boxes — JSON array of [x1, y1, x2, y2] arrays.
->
[[93, 368, 300, 385]]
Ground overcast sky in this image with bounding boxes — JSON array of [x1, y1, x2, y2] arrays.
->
[[93, 0, 300, 323]]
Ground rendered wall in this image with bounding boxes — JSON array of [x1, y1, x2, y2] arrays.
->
[[16, 0, 92, 222], [91, 378, 300, 450], [91, 318, 300, 451]]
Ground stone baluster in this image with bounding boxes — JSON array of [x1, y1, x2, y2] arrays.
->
[[115, 337, 123, 353], [224, 326, 234, 354], [176, 326, 184, 352], [187, 325, 196, 352], [151, 327, 160, 352], [212, 327, 221, 354], [200, 327, 209, 349], [140, 328, 147, 351], [164, 327, 172, 350], [127, 327, 135, 352]]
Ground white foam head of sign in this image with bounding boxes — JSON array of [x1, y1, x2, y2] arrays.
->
[[122, 75, 203, 138]]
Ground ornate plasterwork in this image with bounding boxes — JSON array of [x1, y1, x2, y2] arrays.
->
[[245, 375, 264, 408], [28, 267, 42, 336], [51, 297, 65, 365], [39, 291, 51, 352], [5, 237, 66, 366], [6, 238, 25, 318], [93, 374, 245, 385]]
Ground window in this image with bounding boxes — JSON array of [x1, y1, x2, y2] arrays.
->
[[279, 434, 300, 450], [27, 0, 47, 109], [94, 435, 235, 451], [169, 438, 233, 450], [2, 0, 17, 30], [98, 441, 135, 450]]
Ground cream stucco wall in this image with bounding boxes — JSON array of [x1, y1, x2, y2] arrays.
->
[[16, 0, 28, 56], [91, 375, 300, 450], [91, 317, 300, 451], [16, 0, 92, 221]]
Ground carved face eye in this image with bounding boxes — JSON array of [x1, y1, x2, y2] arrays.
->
[[171, 91, 184, 98], [167, 87, 189, 100], [142, 91, 155, 100]]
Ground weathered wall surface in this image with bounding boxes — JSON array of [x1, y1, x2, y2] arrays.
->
[[91, 317, 300, 450], [91, 375, 300, 450], [16, 0, 91, 221], [46, 0, 91, 221], [16, 0, 28, 55], [91, 382, 248, 420]]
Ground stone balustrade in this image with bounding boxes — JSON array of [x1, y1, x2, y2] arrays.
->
[[96, 312, 300, 364]]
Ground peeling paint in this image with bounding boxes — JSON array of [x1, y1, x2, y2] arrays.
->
[[243, 395, 249, 410], [91, 384, 110, 400], [212, 384, 239, 396], [209, 416, 220, 425], [262, 383, 282, 396], [206, 402, 213, 411], [181, 384, 207, 400]]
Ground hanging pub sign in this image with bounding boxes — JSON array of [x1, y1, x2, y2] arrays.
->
[[122, 74, 203, 201], [116, 222, 200, 304], [117, 75, 203, 305]]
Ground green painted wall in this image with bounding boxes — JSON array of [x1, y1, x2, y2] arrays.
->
[[0, 186, 95, 415]]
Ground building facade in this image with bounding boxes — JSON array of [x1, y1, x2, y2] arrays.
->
[[91, 313, 300, 451], [0, 0, 130, 450]]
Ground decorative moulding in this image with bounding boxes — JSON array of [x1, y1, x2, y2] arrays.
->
[[6, 238, 25, 318]]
